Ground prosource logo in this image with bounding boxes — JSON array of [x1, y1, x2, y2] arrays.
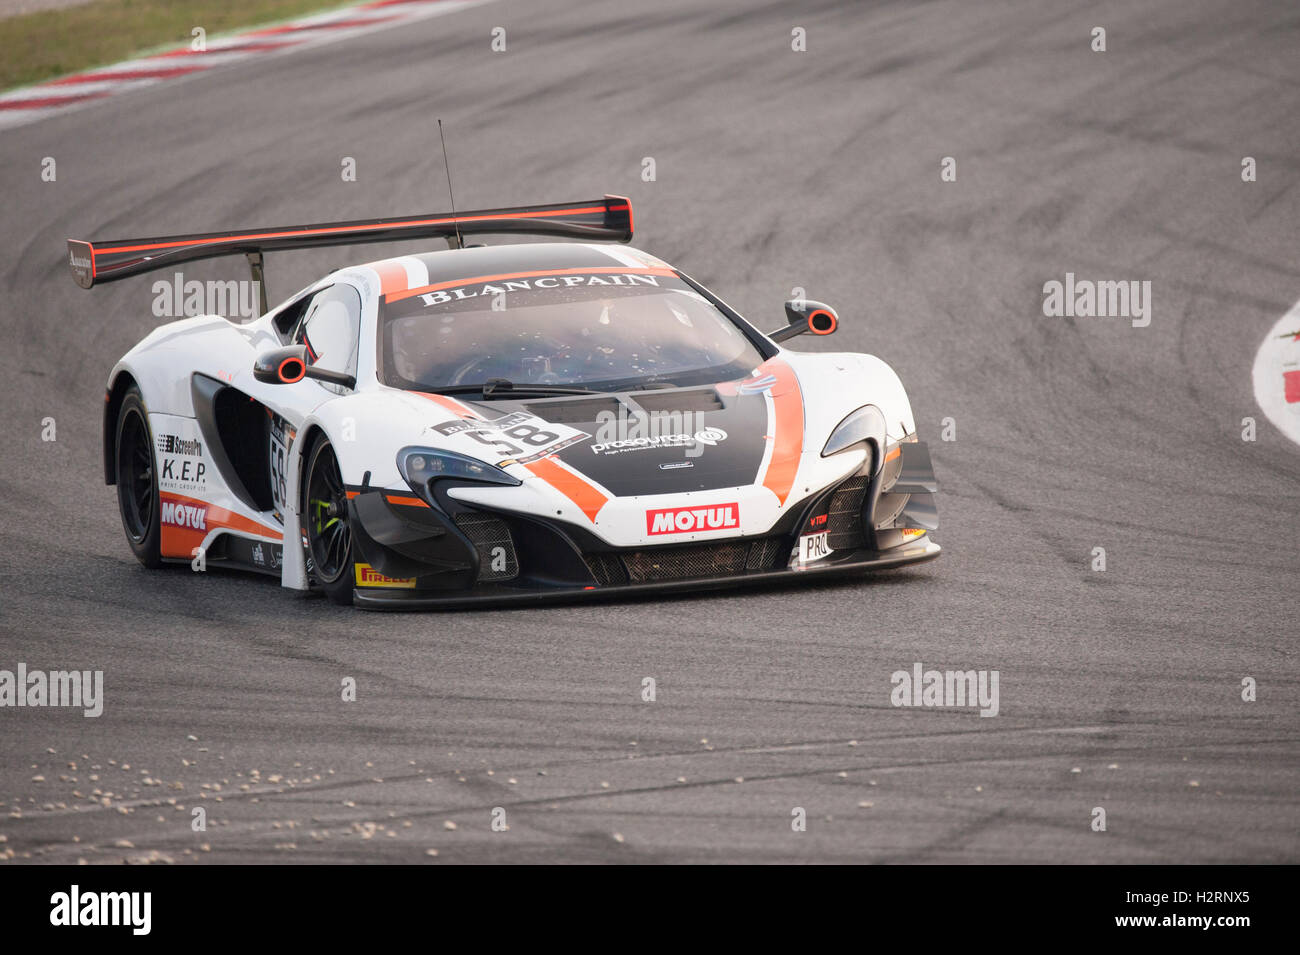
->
[[589, 410, 728, 458]]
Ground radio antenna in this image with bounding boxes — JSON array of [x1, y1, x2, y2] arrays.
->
[[437, 119, 462, 249]]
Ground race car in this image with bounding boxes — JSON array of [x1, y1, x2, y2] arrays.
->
[[69, 195, 938, 609]]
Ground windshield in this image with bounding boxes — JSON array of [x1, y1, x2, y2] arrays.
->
[[379, 270, 768, 392]]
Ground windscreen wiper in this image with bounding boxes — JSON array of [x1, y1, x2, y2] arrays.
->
[[434, 379, 606, 399]]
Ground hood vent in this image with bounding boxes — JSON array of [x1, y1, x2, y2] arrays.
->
[[629, 388, 724, 415], [524, 397, 626, 424]]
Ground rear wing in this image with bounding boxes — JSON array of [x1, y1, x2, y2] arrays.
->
[[66, 195, 633, 296]]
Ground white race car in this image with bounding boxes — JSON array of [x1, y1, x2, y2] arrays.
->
[[69, 195, 938, 608]]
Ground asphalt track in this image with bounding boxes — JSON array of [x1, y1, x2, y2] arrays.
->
[[0, 0, 1297, 864]]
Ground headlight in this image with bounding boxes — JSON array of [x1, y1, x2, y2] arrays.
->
[[397, 447, 521, 504], [821, 405, 886, 458]]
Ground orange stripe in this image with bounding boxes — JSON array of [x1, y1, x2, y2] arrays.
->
[[369, 259, 411, 295], [387, 267, 677, 304], [758, 359, 804, 506], [384, 493, 429, 508], [524, 455, 608, 522], [159, 491, 283, 558], [415, 391, 482, 419], [95, 204, 620, 255]]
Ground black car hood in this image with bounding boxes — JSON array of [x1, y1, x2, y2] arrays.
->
[[456, 385, 773, 497]]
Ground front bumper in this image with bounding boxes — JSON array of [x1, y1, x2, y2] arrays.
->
[[340, 433, 941, 613], [346, 436, 941, 611]]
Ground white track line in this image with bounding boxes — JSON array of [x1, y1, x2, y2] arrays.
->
[[0, 0, 494, 131]]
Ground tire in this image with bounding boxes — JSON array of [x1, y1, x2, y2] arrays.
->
[[303, 436, 355, 605], [114, 386, 162, 568]]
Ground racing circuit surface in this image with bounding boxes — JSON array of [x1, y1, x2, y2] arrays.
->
[[0, 0, 1297, 863]]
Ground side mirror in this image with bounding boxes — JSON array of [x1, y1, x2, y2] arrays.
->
[[768, 299, 838, 342], [253, 345, 356, 389]]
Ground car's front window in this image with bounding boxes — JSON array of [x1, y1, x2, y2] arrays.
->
[[379, 270, 766, 392]]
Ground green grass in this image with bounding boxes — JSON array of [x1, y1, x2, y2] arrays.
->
[[0, 0, 349, 91]]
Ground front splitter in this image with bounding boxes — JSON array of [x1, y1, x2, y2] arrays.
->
[[351, 540, 940, 611]]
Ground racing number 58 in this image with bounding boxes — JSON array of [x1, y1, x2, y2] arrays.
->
[[269, 430, 288, 509], [466, 424, 559, 456]]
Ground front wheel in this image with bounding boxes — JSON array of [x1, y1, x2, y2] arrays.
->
[[304, 437, 355, 605]]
